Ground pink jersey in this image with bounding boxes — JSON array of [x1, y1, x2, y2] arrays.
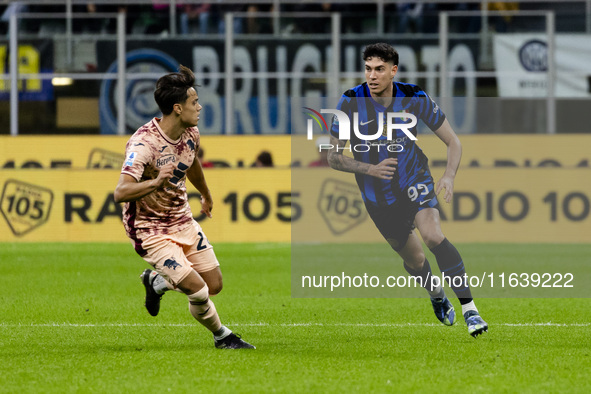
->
[[120, 118, 200, 253]]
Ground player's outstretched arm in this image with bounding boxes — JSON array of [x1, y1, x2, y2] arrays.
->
[[186, 156, 213, 218], [433, 118, 462, 203], [327, 135, 397, 180], [114, 164, 175, 203]]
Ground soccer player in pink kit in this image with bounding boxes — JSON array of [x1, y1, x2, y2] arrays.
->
[[114, 65, 254, 349]]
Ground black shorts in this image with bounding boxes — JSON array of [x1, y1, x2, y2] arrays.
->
[[365, 177, 439, 251]]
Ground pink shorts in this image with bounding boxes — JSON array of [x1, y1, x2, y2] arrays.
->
[[135, 221, 219, 287]]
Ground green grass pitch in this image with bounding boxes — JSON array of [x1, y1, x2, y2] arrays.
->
[[1, 242, 590, 392]]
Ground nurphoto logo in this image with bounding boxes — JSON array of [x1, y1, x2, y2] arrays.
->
[[303, 107, 418, 153]]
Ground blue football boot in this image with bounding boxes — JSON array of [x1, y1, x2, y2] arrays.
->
[[431, 297, 455, 326], [464, 310, 489, 337]]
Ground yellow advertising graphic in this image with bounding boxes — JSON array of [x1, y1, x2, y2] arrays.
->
[[0, 135, 291, 169], [293, 134, 591, 169], [0, 44, 41, 92], [293, 167, 591, 244], [0, 169, 291, 243], [1, 135, 590, 243], [1, 167, 589, 243], [2, 134, 590, 169]]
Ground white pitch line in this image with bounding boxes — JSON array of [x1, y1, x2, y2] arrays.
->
[[0, 322, 590, 328]]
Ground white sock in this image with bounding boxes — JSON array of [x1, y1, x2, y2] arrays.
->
[[213, 325, 232, 341], [461, 301, 478, 316], [428, 285, 445, 299], [151, 271, 169, 295]]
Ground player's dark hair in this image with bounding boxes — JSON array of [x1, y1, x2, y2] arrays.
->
[[363, 43, 399, 66], [256, 151, 274, 167], [154, 65, 198, 115]]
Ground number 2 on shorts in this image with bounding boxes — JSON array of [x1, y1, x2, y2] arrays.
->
[[197, 231, 208, 251]]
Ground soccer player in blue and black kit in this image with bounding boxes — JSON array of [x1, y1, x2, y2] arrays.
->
[[328, 43, 488, 337]]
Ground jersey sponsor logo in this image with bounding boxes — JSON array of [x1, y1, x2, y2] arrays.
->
[[159, 146, 167, 153], [360, 120, 374, 126], [163, 258, 182, 270], [156, 154, 176, 168], [420, 199, 432, 206], [124, 152, 136, 167]]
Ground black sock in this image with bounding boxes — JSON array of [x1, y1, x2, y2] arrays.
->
[[403, 258, 444, 298], [430, 238, 473, 305]]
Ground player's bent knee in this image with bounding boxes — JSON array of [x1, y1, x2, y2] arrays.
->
[[177, 271, 207, 295], [187, 283, 209, 303], [405, 252, 426, 270], [422, 232, 445, 249], [208, 281, 223, 296], [200, 267, 223, 296]]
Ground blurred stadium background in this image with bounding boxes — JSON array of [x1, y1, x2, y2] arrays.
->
[[1, 1, 590, 392]]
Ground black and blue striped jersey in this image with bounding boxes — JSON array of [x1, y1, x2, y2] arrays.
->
[[330, 81, 446, 206]]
